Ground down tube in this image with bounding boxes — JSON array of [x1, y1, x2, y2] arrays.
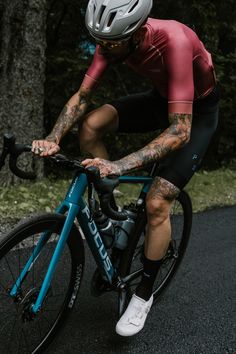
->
[[78, 198, 115, 283]]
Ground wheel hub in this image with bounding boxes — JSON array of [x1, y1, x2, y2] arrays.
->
[[20, 288, 39, 322]]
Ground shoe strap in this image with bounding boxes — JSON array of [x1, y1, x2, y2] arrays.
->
[[128, 316, 142, 326], [128, 304, 151, 326]]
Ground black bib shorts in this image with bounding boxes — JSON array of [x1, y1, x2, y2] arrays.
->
[[110, 85, 220, 190]]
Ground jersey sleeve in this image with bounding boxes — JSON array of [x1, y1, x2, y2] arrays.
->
[[81, 45, 110, 90], [164, 37, 194, 115]]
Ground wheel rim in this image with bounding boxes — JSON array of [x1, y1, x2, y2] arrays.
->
[[0, 221, 77, 354]]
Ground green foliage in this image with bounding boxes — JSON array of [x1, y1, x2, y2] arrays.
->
[[0, 178, 70, 217], [186, 168, 236, 212], [0, 168, 235, 219]]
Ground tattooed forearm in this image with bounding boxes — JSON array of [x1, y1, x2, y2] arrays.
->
[[115, 113, 192, 175], [46, 90, 89, 144]]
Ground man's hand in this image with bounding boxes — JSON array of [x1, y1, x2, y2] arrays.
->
[[31, 140, 60, 156], [81, 158, 122, 178]]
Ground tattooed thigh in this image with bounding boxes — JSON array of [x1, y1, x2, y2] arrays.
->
[[147, 176, 180, 201]]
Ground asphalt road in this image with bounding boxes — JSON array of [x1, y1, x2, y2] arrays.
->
[[0, 206, 235, 354]]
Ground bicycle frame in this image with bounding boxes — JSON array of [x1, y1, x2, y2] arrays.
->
[[9, 171, 153, 314]]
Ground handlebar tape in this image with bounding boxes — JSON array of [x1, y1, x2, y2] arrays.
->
[[87, 166, 127, 221], [2, 134, 36, 180], [9, 144, 36, 180]]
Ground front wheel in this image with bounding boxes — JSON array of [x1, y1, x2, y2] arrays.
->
[[119, 190, 192, 309], [0, 213, 84, 354]]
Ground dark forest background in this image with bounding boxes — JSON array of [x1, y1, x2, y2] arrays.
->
[[0, 0, 236, 184]]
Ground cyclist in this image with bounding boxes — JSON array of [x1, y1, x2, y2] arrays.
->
[[32, 0, 220, 336]]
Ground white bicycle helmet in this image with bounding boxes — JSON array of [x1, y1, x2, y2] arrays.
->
[[85, 0, 153, 40]]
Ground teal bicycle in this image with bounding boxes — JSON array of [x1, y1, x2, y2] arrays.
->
[[0, 134, 192, 353]]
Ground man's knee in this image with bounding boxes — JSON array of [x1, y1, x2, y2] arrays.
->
[[146, 197, 171, 226], [79, 117, 99, 145], [146, 177, 179, 226], [79, 104, 118, 146], [80, 104, 118, 133]]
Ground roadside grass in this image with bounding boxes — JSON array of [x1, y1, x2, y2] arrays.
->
[[0, 168, 235, 220]]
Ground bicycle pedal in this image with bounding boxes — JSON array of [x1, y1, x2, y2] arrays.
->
[[90, 269, 112, 297]]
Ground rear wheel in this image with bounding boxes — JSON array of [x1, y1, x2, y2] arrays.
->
[[119, 190, 192, 310], [0, 213, 84, 354]]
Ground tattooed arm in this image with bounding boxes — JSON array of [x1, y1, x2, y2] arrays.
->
[[46, 86, 91, 144], [82, 113, 192, 177], [32, 85, 91, 155], [115, 113, 192, 174]]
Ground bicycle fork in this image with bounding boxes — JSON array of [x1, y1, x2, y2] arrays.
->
[[9, 203, 79, 315]]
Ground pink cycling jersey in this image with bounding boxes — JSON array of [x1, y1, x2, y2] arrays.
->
[[82, 18, 216, 114]]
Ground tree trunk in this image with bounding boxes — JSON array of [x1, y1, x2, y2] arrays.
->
[[0, 0, 47, 186]]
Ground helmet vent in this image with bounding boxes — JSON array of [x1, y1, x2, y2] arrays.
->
[[107, 12, 116, 27], [128, 0, 139, 13], [98, 5, 106, 25]]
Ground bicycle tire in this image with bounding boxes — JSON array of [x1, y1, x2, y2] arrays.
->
[[0, 213, 84, 354], [119, 190, 192, 306]]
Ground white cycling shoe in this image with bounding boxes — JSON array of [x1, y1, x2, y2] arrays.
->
[[116, 294, 153, 336]]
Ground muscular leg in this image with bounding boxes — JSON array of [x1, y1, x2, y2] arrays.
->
[[116, 177, 180, 336], [135, 177, 180, 300], [79, 104, 119, 158], [145, 176, 180, 260]]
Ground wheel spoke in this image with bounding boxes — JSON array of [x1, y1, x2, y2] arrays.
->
[[4, 313, 18, 349], [3, 255, 17, 286], [21, 327, 31, 353], [41, 312, 52, 326], [0, 291, 11, 297]]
